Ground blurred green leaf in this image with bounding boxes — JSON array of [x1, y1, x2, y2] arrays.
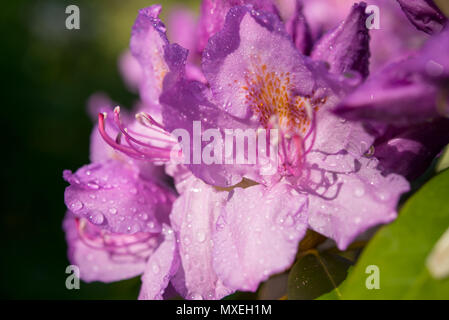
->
[[258, 272, 289, 300], [319, 169, 449, 299], [436, 146, 449, 172], [223, 291, 259, 300], [287, 251, 351, 300]]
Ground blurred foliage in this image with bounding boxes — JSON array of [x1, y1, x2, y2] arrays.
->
[[436, 146, 449, 172], [287, 251, 351, 300], [319, 169, 449, 299]]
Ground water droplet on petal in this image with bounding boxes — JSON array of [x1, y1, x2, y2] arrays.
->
[[70, 200, 83, 212], [196, 231, 206, 243], [152, 263, 160, 274], [354, 187, 365, 197], [284, 215, 294, 227], [216, 216, 226, 230], [189, 292, 203, 300], [87, 182, 100, 190], [90, 212, 104, 225]]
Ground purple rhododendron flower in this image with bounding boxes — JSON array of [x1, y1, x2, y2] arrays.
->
[[63, 0, 449, 299]]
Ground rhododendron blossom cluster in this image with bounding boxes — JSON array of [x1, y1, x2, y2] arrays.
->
[[63, 0, 449, 299]]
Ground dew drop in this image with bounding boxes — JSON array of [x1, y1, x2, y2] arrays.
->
[[152, 263, 160, 274], [196, 231, 206, 243], [90, 212, 104, 225], [147, 221, 156, 229], [87, 182, 100, 190], [189, 292, 203, 300], [70, 200, 83, 212], [284, 215, 294, 227], [354, 187, 365, 197]]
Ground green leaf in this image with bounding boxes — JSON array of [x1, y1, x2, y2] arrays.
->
[[223, 291, 258, 300], [287, 251, 351, 300], [258, 273, 289, 300], [319, 169, 449, 299], [436, 145, 449, 172]]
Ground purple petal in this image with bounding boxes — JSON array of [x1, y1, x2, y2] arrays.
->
[[311, 3, 370, 79], [165, 164, 194, 194], [285, 0, 312, 55], [139, 225, 179, 300], [63, 213, 158, 282], [305, 157, 409, 250], [185, 63, 207, 83], [212, 181, 308, 292], [170, 177, 234, 300], [335, 25, 449, 125], [167, 8, 198, 61], [202, 5, 315, 120], [63, 160, 174, 234], [303, 0, 428, 71], [307, 111, 375, 172], [160, 77, 265, 187], [396, 0, 447, 34], [334, 60, 440, 126], [416, 25, 449, 81], [276, 0, 297, 21], [118, 50, 143, 92], [130, 5, 169, 109], [373, 118, 449, 180], [196, 0, 279, 53]]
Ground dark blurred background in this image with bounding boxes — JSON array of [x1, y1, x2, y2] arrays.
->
[[1, 0, 196, 299]]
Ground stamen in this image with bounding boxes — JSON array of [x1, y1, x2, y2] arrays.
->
[[240, 60, 326, 177], [98, 113, 142, 158], [113, 107, 174, 154], [75, 218, 155, 261], [135, 112, 169, 133], [98, 111, 181, 162]]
